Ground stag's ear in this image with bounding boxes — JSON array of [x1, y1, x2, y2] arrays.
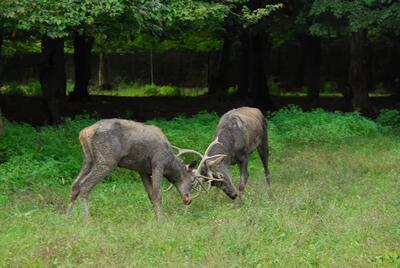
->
[[186, 160, 197, 171], [205, 154, 226, 169]]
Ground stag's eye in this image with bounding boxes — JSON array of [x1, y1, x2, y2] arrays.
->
[[215, 172, 224, 179]]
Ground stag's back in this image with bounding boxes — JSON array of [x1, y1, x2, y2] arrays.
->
[[216, 107, 265, 153], [79, 119, 172, 171]]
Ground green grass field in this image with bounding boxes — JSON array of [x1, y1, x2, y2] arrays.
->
[[0, 108, 399, 267]]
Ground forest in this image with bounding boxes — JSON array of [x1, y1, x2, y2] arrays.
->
[[0, 0, 399, 123]]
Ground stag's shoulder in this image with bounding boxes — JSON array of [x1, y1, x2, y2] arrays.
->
[[222, 107, 263, 121], [236, 107, 263, 118]]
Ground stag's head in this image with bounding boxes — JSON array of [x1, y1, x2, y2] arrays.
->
[[170, 147, 204, 205], [173, 160, 200, 205], [195, 137, 238, 200]]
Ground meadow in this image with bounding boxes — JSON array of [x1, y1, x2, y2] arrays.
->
[[0, 107, 399, 267]]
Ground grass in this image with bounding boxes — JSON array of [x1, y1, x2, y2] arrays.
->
[[0, 80, 393, 98], [91, 82, 208, 97], [0, 108, 399, 267], [0, 80, 207, 97]]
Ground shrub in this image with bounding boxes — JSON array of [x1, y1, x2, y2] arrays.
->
[[321, 81, 338, 93], [268, 77, 281, 95], [143, 84, 159, 96], [270, 106, 380, 144], [227, 86, 238, 95], [0, 80, 42, 96], [158, 85, 180, 96], [376, 109, 400, 131]]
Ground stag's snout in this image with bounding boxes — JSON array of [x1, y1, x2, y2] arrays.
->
[[183, 193, 192, 205], [228, 192, 238, 200]]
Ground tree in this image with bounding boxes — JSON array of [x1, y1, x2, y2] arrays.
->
[[284, 0, 322, 102], [70, 32, 94, 100], [310, 0, 400, 113], [242, 0, 282, 109], [202, 0, 282, 109], [4, 0, 124, 122]]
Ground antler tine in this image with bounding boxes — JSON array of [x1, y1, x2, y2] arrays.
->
[[204, 137, 222, 158], [163, 183, 174, 192], [171, 145, 204, 159], [194, 153, 226, 177], [195, 137, 223, 176]]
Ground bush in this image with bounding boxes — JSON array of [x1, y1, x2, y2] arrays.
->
[[142, 84, 159, 96], [376, 109, 400, 131], [0, 80, 42, 96], [269, 105, 380, 144], [227, 86, 238, 95], [0, 108, 387, 191], [321, 81, 338, 93], [158, 85, 180, 96]]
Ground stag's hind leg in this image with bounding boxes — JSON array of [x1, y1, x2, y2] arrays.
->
[[67, 160, 92, 216], [257, 127, 271, 187], [78, 132, 120, 222], [238, 159, 249, 199], [79, 162, 116, 222], [67, 136, 94, 216]]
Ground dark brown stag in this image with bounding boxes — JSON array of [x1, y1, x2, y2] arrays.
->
[[197, 107, 271, 199], [67, 119, 196, 221]]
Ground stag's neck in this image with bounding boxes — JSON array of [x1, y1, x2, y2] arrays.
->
[[208, 134, 232, 158], [164, 155, 185, 182]]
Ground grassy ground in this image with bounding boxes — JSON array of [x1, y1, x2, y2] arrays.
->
[[0, 108, 399, 267]]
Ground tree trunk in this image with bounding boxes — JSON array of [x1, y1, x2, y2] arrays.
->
[[249, 32, 271, 110], [395, 36, 400, 100], [349, 29, 371, 113], [98, 52, 111, 90], [238, 31, 250, 96], [0, 106, 3, 134], [150, 48, 154, 84], [0, 27, 3, 58], [208, 34, 233, 94], [0, 27, 3, 85], [304, 36, 321, 103], [38, 36, 66, 124], [70, 32, 94, 100]]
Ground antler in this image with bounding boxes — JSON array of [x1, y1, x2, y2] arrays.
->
[[194, 137, 226, 180], [166, 141, 225, 197], [171, 145, 204, 159], [164, 144, 206, 194]]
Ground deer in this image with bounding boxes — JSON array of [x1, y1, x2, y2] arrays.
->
[[66, 119, 198, 221], [195, 107, 271, 199]]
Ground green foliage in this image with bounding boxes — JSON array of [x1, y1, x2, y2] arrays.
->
[[227, 85, 238, 95], [1, 108, 395, 192], [310, 0, 400, 36], [376, 109, 400, 132], [241, 3, 284, 28], [270, 106, 380, 144], [4, 0, 124, 38], [158, 85, 181, 96], [142, 84, 159, 96], [268, 77, 282, 95], [0, 109, 399, 266], [0, 80, 41, 96], [321, 81, 338, 93]]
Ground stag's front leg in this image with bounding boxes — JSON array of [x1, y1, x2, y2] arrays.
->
[[238, 159, 249, 199], [150, 167, 164, 220]]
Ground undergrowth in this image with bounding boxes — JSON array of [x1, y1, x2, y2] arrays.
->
[[0, 107, 399, 267]]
